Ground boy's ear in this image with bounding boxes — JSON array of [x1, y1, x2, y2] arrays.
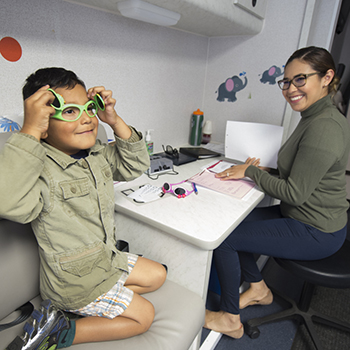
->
[[41, 131, 49, 140]]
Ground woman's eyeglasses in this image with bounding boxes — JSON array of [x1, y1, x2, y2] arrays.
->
[[162, 180, 196, 198], [48, 88, 105, 122], [278, 72, 319, 90]]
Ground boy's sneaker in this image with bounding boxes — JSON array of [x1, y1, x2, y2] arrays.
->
[[5, 299, 69, 350]]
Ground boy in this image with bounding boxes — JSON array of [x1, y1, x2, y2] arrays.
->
[[1, 68, 167, 349]]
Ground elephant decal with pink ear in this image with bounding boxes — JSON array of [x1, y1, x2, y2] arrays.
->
[[216, 72, 247, 102], [260, 65, 284, 85]]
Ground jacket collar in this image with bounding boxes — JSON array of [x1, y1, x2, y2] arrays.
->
[[41, 141, 104, 169]]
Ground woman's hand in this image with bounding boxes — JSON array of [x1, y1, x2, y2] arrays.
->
[[215, 157, 260, 180]]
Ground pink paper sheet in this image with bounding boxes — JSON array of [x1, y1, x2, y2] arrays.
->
[[189, 169, 255, 199]]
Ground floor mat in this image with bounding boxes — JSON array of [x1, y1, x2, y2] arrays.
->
[[292, 286, 350, 350]]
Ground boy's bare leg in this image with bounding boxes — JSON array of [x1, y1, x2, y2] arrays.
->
[[72, 257, 166, 344], [73, 293, 154, 343], [124, 256, 167, 294]]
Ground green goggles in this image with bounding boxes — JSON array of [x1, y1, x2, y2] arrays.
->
[[48, 88, 105, 122]]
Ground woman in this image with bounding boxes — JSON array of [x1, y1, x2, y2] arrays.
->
[[204, 46, 350, 339]]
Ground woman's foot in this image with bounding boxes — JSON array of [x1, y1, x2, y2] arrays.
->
[[239, 286, 273, 309], [204, 310, 244, 339]]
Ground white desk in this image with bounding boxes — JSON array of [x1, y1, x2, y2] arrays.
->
[[114, 157, 264, 349]]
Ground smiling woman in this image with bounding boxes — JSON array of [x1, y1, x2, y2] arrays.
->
[[279, 47, 336, 112], [204, 46, 350, 341]]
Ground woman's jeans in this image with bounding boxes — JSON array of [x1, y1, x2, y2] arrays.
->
[[213, 205, 347, 315]]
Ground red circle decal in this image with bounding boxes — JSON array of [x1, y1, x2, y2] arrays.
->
[[0, 37, 22, 62]]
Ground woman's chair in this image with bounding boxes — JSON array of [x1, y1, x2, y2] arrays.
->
[[245, 239, 350, 350]]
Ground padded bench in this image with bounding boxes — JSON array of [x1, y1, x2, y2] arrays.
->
[[0, 131, 205, 350], [0, 218, 205, 350]]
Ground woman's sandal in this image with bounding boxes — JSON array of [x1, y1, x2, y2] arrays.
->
[[240, 289, 273, 309]]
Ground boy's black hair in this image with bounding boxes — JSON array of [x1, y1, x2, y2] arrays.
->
[[22, 67, 86, 100]]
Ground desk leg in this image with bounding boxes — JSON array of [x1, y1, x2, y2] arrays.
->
[[114, 212, 213, 350]]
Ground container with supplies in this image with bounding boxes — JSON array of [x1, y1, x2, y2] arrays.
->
[[202, 120, 212, 144], [145, 129, 154, 155]]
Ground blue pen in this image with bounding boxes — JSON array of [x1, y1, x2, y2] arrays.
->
[[193, 183, 198, 195]]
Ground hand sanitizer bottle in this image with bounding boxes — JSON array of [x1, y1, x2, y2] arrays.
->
[[145, 130, 153, 155]]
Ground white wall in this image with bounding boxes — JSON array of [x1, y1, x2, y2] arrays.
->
[[0, 0, 342, 149], [0, 0, 208, 149], [202, 0, 342, 143], [202, 1, 307, 142], [307, 0, 341, 48], [332, 6, 350, 98], [284, 0, 342, 140]]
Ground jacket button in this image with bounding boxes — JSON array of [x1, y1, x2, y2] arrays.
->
[[70, 187, 77, 193]]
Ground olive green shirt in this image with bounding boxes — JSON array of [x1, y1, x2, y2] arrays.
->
[[246, 95, 350, 233], [0, 127, 150, 309]]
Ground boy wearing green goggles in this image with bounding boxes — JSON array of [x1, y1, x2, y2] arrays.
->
[[2, 67, 165, 350]]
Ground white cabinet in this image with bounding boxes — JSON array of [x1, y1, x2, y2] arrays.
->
[[64, 0, 267, 36]]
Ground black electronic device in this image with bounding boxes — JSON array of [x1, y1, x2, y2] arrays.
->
[[153, 151, 197, 166], [179, 147, 221, 159]]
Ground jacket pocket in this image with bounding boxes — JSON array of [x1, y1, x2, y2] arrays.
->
[[59, 242, 111, 277], [101, 163, 113, 182], [59, 178, 97, 217]]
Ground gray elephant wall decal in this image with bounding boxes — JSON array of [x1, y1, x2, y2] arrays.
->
[[216, 73, 248, 102], [260, 65, 284, 85]]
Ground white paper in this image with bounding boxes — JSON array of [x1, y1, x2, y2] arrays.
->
[[225, 121, 283, 168], [208, 160, 236, 173], [127, 184, 163, 203], [206, 160, 253, 182], [203, 142, 225, 155]]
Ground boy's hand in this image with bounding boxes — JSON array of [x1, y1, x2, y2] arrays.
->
[[87, 86, 117, 125], [87, 86, 132, 140], [21, 85, 55, 140]]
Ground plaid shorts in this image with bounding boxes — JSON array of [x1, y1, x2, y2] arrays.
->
[[68, 253, 138, 319]]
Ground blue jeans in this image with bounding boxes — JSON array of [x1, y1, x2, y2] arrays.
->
[[213, 205, 347, 315]]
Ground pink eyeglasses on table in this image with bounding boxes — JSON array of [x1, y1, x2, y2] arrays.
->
[[162, 180, 198, 198]]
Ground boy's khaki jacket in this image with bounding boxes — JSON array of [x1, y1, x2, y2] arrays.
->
[[0, 128, 150, 309]]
